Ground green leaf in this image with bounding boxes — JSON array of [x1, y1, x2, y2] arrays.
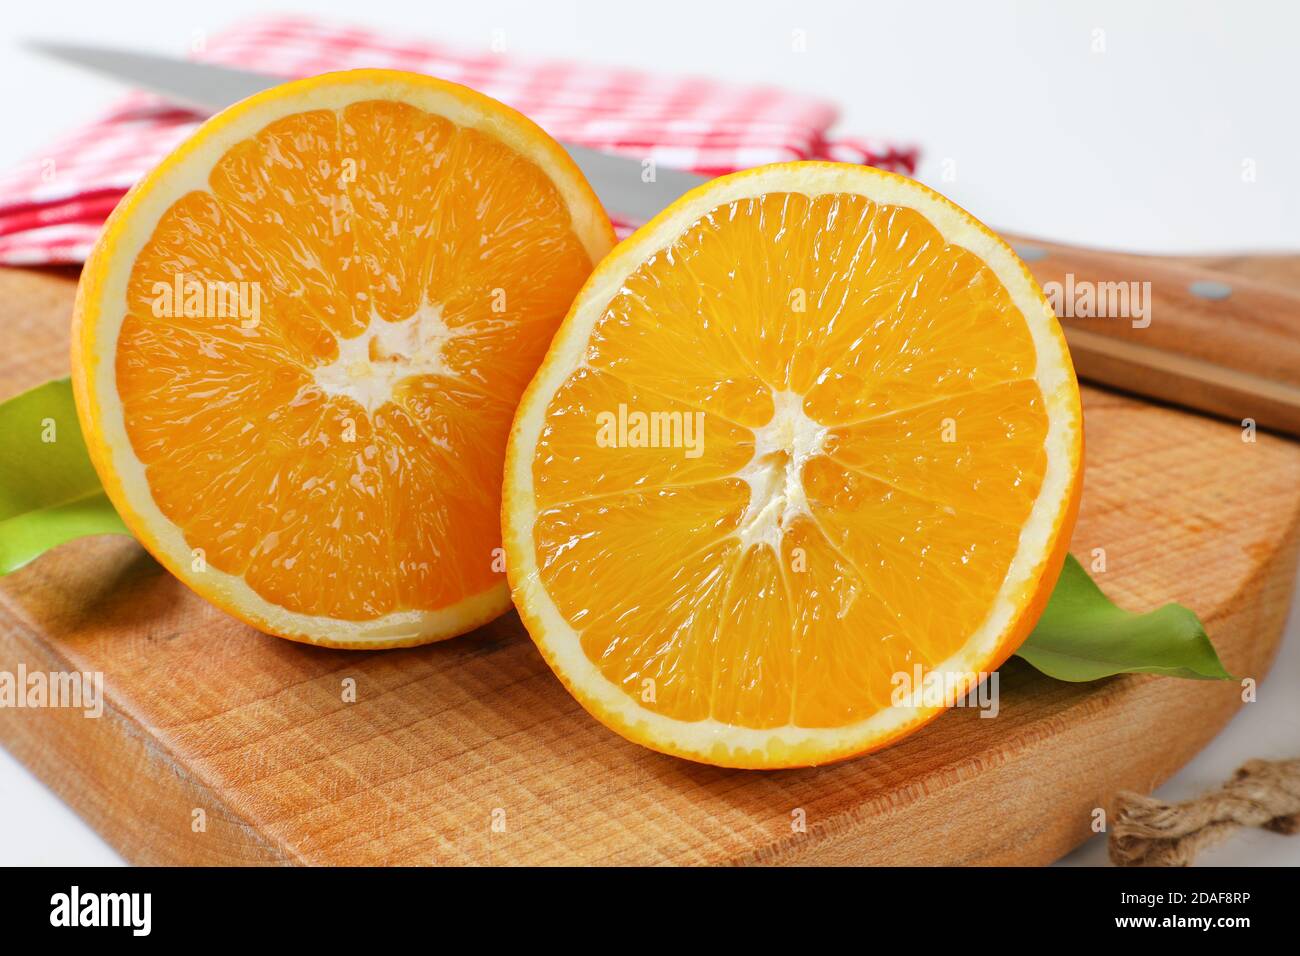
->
[[0, 377, 129, 574], [1016, 554, 1232, 681]]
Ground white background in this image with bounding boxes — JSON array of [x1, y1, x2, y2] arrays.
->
[[0, 0, 1297, 865]]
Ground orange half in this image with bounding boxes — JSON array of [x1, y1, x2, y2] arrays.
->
[[503, 162, 1083, 768], [72, 70, 615, 647]]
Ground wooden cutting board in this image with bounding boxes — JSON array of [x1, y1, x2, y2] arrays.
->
[[2, 260, 1299, 866]]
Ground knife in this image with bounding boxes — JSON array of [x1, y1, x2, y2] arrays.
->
[[27, 41, 1300, 437]]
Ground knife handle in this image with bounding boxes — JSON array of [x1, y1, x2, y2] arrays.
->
[[1004, 234, 1300, 438]]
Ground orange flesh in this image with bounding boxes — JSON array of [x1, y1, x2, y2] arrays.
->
[[531, 193, 1048, 729], [116, 102, 593, 619]]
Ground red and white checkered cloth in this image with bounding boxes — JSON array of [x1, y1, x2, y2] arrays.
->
[[0, 15, 918, 266]]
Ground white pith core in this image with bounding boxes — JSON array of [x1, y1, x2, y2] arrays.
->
[[735, 389, 828, 551], [311, 302, 470, 415]]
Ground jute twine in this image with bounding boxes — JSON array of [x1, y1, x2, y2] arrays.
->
[[1109, 757, 1300, 866]]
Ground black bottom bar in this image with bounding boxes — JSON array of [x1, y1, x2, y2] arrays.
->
[[2, 864, 1290, 941]]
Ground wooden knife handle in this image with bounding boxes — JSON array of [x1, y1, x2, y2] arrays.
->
[[1002, 234, 1300, 438]]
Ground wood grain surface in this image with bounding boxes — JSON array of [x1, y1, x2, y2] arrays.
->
[[1, 260, 1298, 866]]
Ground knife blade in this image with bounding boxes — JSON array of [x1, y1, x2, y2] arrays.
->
[[26, 40, 709, 223]]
